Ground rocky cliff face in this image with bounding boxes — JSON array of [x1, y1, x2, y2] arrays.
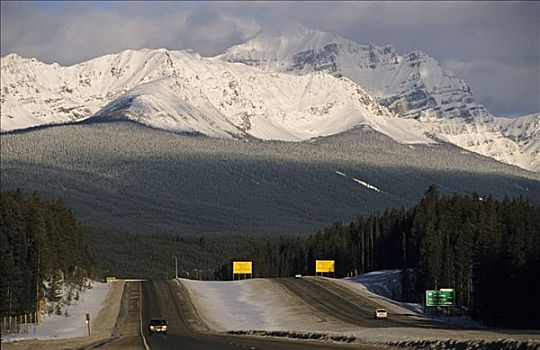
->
[[219, 27, 539, 172]]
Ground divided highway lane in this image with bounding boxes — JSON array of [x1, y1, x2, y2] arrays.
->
[[140, 280, 382, 350], [275, 277, 446, 329]]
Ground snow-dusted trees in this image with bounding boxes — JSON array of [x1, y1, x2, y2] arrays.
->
[[2, 122, 538, 237]]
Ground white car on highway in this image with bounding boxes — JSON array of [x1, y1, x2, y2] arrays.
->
[[374, 308, 388, 319], [149, 318, 168, 335]]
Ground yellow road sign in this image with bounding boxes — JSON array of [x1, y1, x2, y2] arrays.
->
[[233, 261, 252, 274], [315, 260, 335, 273]]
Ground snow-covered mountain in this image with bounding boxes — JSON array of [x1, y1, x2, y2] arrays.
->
[[0, 49, 431, 144], [219, 26, 539, 172], [1, 27, 538, 172]]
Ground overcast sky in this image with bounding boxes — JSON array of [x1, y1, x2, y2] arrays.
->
[[1, 1, 538, 117]]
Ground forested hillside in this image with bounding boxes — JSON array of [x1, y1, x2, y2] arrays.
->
[[83, 228, 263, 280], [217, 186, 540, 328], [2, 123, 538, 236], [0, 190, 94, 316]]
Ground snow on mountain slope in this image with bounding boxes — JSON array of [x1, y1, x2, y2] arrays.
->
[[0, 47, 428, 144], [94, 67, 432, 143], [1, 49, 432, 145], [218, 26, 481, 120], [219, 26, 539, 172], [90, 77, 243, 138], [1, 49, 188, 130], [493, 114, 540, 172]]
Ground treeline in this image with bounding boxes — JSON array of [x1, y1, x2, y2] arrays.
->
[[83, 228, 264, 280], [217, 186, 540, 328], [0, 190, 94, 316]]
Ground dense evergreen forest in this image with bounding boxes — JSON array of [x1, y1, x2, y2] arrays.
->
[[83, 228, 263, 280], [217, 186, 540, 329], [3, 187, 538, 328], [0, 190, 94, 316]]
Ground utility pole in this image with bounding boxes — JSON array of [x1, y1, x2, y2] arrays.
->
[[86, 313, 90, 336], [173, 256, 178, 279], [36, 248, 40, 324]]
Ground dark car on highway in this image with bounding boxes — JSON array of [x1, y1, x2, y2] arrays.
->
[[148, 318, 168, 335]]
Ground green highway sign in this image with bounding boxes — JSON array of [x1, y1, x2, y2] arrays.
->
[[426, 289, 455, 306]]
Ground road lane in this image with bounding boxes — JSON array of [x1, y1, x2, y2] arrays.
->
[[140, 280, 380, 350], [98, 281, 146, 350], [275, 277, 446, 329]]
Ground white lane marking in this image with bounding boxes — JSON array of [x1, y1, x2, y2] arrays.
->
[[140, 283, 151, 350]]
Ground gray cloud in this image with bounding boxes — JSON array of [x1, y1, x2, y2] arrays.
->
[[1, 1, 538, 116]]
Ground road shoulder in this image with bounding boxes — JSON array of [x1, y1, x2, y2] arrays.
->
[[1, 280, 126, 350]]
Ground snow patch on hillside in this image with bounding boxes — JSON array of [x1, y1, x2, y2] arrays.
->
[[347, 269, 402, 300], [352, 178, 380, 192], [334, 170, 381, 192]]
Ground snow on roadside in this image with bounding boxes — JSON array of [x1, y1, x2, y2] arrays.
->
[[179, 278, 349, 332], [345, 270, 483, 327], [2, 281, 111, 342], [230, 329, 540, 349], [346, 269, 403, 300], [180, 276, 539, 347]]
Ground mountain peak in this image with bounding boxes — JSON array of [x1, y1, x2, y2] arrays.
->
[[219, 26, 358, 70], [251, 23, 334, 40], [1, 52, 43, 65], [217, 27, 539, 172], [2, 53, 23, 61]]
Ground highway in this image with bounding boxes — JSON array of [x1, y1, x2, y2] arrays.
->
[[274, 277, 446, 329], [101, 280, 384, 350]]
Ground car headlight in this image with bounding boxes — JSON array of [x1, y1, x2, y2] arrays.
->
[[150, 326, 155, 330]]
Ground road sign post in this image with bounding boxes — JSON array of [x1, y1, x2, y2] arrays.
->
[[232, 261, 252, 280], [85, 313, 90, 336], [315, 260, 335, 277], [426, 289, 455, 307]]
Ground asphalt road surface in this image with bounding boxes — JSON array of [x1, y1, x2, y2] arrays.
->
[[139, 280, 384, 350], [275, 277, 446, 329]]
